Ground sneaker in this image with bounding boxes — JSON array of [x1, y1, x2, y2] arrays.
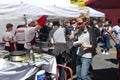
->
[[102, 50, 105, 54], [89, 71, 95, 78], [105, 51, 109, 55], [101, 49, 103, 52]]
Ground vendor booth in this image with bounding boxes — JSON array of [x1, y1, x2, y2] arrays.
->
[[0, 0, 80, 41], [0, 52, 57, 80], [0, 0, 80, 80]]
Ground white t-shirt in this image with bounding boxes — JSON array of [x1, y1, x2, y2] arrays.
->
[[75, 30, 92, 58], [112, 25, 120, 44], [2, 31, 13, 46], [102, 26, 112, 35], [15, 28, 26, 44], [24, 27, 36, 49], [53, 27, 66, 43]]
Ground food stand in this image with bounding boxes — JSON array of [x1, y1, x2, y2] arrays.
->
[[0, 50, 57, 80]]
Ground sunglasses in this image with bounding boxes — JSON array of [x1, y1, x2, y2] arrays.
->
[[77, 22, 84, 25]]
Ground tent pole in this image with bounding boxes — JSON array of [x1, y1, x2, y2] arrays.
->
[[24, 14, 27, 26]]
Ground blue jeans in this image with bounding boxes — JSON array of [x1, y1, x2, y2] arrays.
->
[[102, 34, 110, 51], [76, 56, 92, 80]]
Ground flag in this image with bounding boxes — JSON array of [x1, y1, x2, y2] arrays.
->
[[37, 15, 48, 27]]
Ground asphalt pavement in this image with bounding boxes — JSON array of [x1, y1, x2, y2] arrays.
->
[[90, 43, 119, 80]]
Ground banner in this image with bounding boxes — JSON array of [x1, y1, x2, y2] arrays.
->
[[71, 0, 88, 8]]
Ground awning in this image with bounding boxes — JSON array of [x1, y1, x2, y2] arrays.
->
[[85, 0, 120, 9]]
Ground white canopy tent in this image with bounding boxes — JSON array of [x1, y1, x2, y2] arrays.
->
[[79, 7, 105, 17], [89, 7, 105, 17], [0, 0, 80, 17], [0, 0, 80, 41]]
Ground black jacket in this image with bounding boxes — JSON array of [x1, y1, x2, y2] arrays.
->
[[77, 27, 97, 57]]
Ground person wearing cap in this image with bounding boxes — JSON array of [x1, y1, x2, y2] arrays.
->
[[14, 25, 26, 51], [24, 15, 47, 50]]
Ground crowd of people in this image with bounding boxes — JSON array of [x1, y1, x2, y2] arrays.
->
[[2, 15, 47, 52], [1, 14, 120, 80]]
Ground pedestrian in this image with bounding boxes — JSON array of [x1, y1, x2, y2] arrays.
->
[[108, 18, 120, 79], [101, 19, 112, 55], [73, 16, 97, 80], [63, 20, 74, 48], [49, 21, 70, 80]]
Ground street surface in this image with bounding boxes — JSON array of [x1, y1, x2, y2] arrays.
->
[[91, 44, 119, 80]]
